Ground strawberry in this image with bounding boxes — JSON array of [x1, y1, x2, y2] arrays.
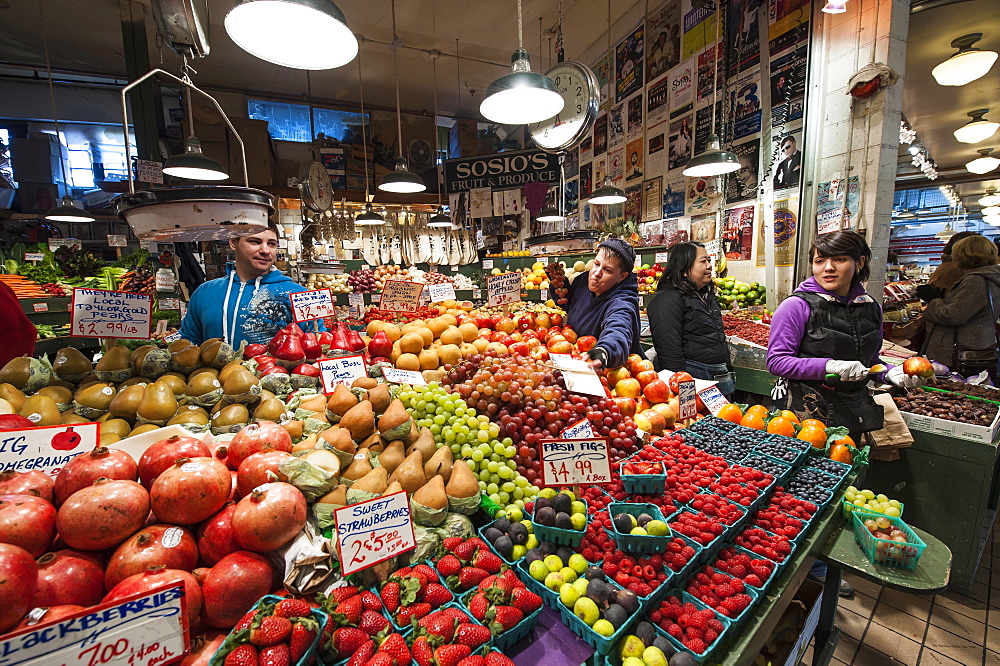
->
[[345, 640, 376, 666], [450, 567, 490, 591], [258, 644, 289, 666], [289, 618, 318, 664], [332, 627, 369, 659], [360, 590, 383, 611], [457, 657, 486, 666], [483, 578, 515, 603], [364, 654, 394, 666], [411, 635, 434, 666], [498, 569, 520, 586], [437, 553, 463, 578], [434, 644, 472, 666], [250, 616, 292, 647], [395, 602, 432, 624], [467, 592, 490, 621], [424, 583, 452, 608], [359, 610, 389, 636], [225, 644, 259, 666], [381, 582, 402, 613], [234, 610, 258, 633], [485, 651, 515, 666], [413, 563, 439, 583], [330, 586, 360, 603], [510, 587, 542, 614], [274, 598, 312, 619], [335, 595, 365, 626], [378, 632, 411, 665], [442, 536, 464, 552], [472, 550, 502, 574], [453, 540, 479, 562], [418, 612, 457, 641], [455, 622, 492, 648], [487, 606, 523, 635]]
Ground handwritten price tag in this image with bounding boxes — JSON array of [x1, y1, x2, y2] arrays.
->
[[290, 289, 336, 323], [32, 303, 48, 313], [486, 272, 522, 307], [0, 582, 187, 666], [655, 251, 669, 263], [24, 253, 44, 262], [348, 293, 365, 318], [318, 355, 367, 393], [677, 380, 698, 420], [483, 259, 494, 269], [163, 331, 182, 343], [539, 437, 612, 486], [379, 280, 423, 313], [334, 491, 417, 575], [697, 385, 730, 416], [381, 367, 427, 386], [0, 422, 100, 478], [107, 235, 128, 247], [561, 419, 596, 439], [71, 288, 152, 340], [472, 289, 482, 300], [428, 282, 457, 303], [158, 298, 179, 310]]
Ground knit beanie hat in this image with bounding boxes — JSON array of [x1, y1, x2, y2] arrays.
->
[[597, 238, 636, 271]]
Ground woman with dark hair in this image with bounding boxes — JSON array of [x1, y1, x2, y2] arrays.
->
[[767, 231, 921, 437], [648, 242, 734, 395]]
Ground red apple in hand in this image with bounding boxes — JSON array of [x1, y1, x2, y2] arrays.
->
[[577, 336, 597, 353], [902, 357, 934, 378]]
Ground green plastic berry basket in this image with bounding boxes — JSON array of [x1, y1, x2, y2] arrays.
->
[[645, 589, 733, 665], [852, 510, 926, 571], [558, 576, 642, 655], [456, 588, 543, 652], [606, 503, 672, 554], [529, 499, 587, 547], [212, 594, 328, 666], [619, 458, 667, 495], [842, 496, 905, 525], [712, 544, 784, 595]]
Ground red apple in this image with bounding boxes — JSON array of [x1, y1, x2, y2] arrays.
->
[[549, 340, 573, 354], [668, 371, 695, 394], [902, 357, 934, 378], [475, 317, 494, 329], [613, 397, 637, 418], [615, 378, 642, 399], [577, 336, 598, 353], [644, 379, 671, 404], [562, 328, 578, 344], [550, 313, 563, 326], [509, 342, 529, 356], [626, 354, 646, 374], [635, 370, 660, 390], [606, 367, 631, 388], [497, 318, 517, 334]]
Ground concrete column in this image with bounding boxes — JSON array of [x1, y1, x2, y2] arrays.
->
[[798, 0, 910, 302]]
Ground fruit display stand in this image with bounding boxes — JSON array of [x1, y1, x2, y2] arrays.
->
[[19, 296, 102, 356]]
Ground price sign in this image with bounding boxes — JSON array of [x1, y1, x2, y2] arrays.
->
[[0, 582, 188, 666], [107, 235, 128, 247], [334, 491, 417, 575], [135, 159, 164, 184], [483, 259, 494, 269], [348, 293, 365, 318], [158, 298, 179, 310], [71, 288, 152, 340], [677, 379, 698, 420], [486, 272, 522, 307], [697, 385, 730, 416], [290, 289, 336, 323], [24, 253, 44, 262], [0, 422, 100, 478], [49, 238, 79, 252], [379, 280, 423, 313], [381, 367, 427, 386], [655, 251, 669, 263], [450, 265, 459, 272], [428, 282, 457, 303], [502, 240, 515, 252], [163, 331, 182, 343], [539, 289, 548, 301], [472, 289, 482, 299], [539, 437, 612, 486], [318, 355, 368, 393], [634, 254, 642, 268], [561, 418, 596, 439], [32, 303, 48, 313]]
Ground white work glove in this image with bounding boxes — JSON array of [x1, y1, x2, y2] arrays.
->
[[886, 365, 924, 390], [825, 360, 868, 382]]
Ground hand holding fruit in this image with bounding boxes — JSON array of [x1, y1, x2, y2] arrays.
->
[[886, 365, 925, 391]]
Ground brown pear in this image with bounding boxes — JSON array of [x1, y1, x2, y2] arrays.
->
[[167, 339, 194, 354], [37, 386, 72, 405], [351, 377, 379, 390], [342, 448, 374, 481], [186, 372, 222, 398], [218, 359, 246, 385], [316, 484, 348, 506], [52, 347, 92, 379], [387, 450, 425, 494], [137, 381, 177, 423], [424, 445, 453, 482], [109, 384, 145, 419], [412, 475, 449, 515], [378, 440, 406, 475], [292, 434, 318, 453], [101, 418, 133, 438], [299, 394, 328, 414], [129, 345, 155, 368], [405, 420, 418, 445], [213, 403, 249, 429], [18, 395, 61, 426], [350, 466, 388, 494], [74, 382, 116, 410], [167, 406, 210, 428], [118, 377, 149, 388], [46, 380, 77, 391], [129, 423, 161, 437], [382, 481, 404, 496], [359, 433, 383, 452], [188, 367, 219, 380], [0, 384, 25, 412], [378, 400, 412, 441], [171, 345, 202, 371], [320, 427, 356, 455], [0, 358, 32, 389], [326, 384, 358, 417], [406, 427, 436, 464], [340, 401, 375, 441], [200, 340, 223, 366], [282, 420, 304, 441], [254, 398, 287, 422], [99, 433, 123, 446], [223, 367, 258, 396], [303, 449, 341, 476], [60, 412, 89, 425], [95, 345, 130, 371], [446, 460, 480, 499], [366, 384, 392, 415], [157, 373, 187, 397]]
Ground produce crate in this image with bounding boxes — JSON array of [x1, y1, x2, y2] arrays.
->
[[740, 453, 792, 485], [606, 503, 672, 554], [806, 456, 853, 487], [477, 521, 524, 567], [842, 497, 905, 525], [712, 544, 785, 595], [665, 533, 706, 581], [513, 558, 560, 611], [489, 601, 543, 652], [667, 510, 730, 563], [684, 566, 761, 631], [557, 577, 641, 656], [213, 595, 328, 666], [619, 459, 667, 495], [647, 590, 733, 665], [757, 436, 810, 468], [852, 510, 926, 571], [529, 499, 587, 547]]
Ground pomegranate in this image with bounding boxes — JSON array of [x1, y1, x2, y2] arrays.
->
[[150, 457, 231, 525], [103, 566, 202, 627], [179, 632, 226, 666], [196, 504, 239, 566], [191, 567, 211, 586], [105, 524, 199, 590], [0, 470, 54, 503], [229, 471, 238, 502], [235, 451, 292, 498], [54, 447, 138, 505], [227, 422, 293, 469], [201, 551, 272, 628], [138, 435, 211, 489], [13, 605, 86, 630], [56, 478, 149, 551], [0, 414, 35, 430], [231, 482, 306, 552], [0, 543, 38, 632], [34, 549, 105, 607], [0, 494, 56, 557]]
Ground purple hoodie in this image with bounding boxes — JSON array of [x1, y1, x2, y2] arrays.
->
[[766, 277, 886, 381]]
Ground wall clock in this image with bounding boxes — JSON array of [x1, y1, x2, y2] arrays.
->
[[528, 61, 600, 154]]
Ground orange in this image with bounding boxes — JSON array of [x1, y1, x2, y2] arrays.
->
[[740, 414, 766, 430], [717, 403, 743, 424], [833, 434, 855, 447], [829, 442, 853, 464], [746, 404, 770, 420], [766, 417, 796, 437], [800, 418, 826, 430], [778, 410, 801, 424], [797, 426, 828, 449]]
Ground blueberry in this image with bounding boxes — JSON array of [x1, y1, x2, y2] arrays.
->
[[807, 457, 849, 478], [754, 441, 797, 463], [741, 454, 790, 478]]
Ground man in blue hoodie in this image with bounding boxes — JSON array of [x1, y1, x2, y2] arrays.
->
[[179, 225, 320, 346], [565, 238, 642, 370]]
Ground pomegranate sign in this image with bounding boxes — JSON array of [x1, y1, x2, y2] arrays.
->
[[334, 491, 416, 575], [0, 582, 188, 666], [0, 422, 99, 479], [290, 289, 336, 323], [539, 437, 612, 487]]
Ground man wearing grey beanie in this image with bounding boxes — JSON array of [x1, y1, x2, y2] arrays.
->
[[565, 238, 643, 370]]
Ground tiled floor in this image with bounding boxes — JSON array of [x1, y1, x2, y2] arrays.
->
[[800, 516, 1000, 665]]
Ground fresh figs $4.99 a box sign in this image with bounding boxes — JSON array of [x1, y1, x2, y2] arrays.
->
[[539, 437, 612, 486], [0, 422, 99, 478]]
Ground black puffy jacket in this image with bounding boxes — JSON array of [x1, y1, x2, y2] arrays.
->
[[648, 287, 729, 372]]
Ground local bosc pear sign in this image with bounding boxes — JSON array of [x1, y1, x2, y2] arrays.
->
[[444, 149, 560, 194]]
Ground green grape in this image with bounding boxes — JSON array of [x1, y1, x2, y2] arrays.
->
[[514, 499, 525, 508], [489, 424, 501, 439], [461, 445, 474, 458], [497, 466, 512, 480], [477, 415, 490, 424], [498, 491, 510, 504], [478, 481, 488, 491], [450, 444, 461, 456], [515, 476, 528, 488], [479, 469, 491, 482], [444, 429, 456, 442], [513, 488, 524, 500], [502, 437, 513, 448], [433, 415, 446, 425], [416, 400, 427, 412], [486, 482, 499, 495], [477, 430, 489, 443], [487, 461, 500, 473], [506, 460, 517, 470], [430, 424, 441, 436], [504, 446, 516, 458], [501, 481, 515, 493], [408, 399, 419, 410], [489, 493, 501, 505], [471, 450, 484, 462], [466, 417, 479, 429], [456, 433, 467, 444], [477, 443, 492, 455], [493, 442, 506, 455]]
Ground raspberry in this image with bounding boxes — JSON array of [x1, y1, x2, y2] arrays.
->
[[711, 573, 727, 585], [745, 574, 763, 587], [685, 638, 708, 654], [728, 564, 747, 578], [686, 627, 704, 640], [667, 624, 683, 638], [731, 579, 745, 593], [685, 613, 708, 629], [707, 619, 724, 632], [705, 629, 719, 643]]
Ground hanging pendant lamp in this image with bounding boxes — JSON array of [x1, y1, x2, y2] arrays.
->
[[932, 33, 998, 87], [966, 148, 1000, 174], [536, 206, 565, 221], [225, 0, 358, 70], [163, 136, 229, 181], [979, 189, 1000, 207], [425, 53, 452, 228], [354, 203, 386, 225], [379, 0, 426, 194], [428, 207, 453, 227], [821, 1, 847, 13], [353, 43, 384, 225], [954, 109, 999, 144], [480, 0, 564, 125]]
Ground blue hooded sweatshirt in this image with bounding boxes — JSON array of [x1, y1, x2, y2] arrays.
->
[[179, 266, 323, 346], [565, 271, 642, 368]]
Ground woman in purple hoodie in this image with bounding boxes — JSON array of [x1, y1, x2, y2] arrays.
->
[[766, 231, 920, 437]]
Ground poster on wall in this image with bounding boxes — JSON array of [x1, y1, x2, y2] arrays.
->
[[663, 217, 692, 245], [627, 93, 645, 139], [723, 205, 755, 260], [770, 0, 809, 24], [668, 115, 694, 170], [449, 192, 468, 227], [580, 134, 594, 163], [686, 176, 722, 216], [681, 1, 717, 59], [647, 132, 667, 175], [594, 114, 608, 156], [609, 148, 625, 183], [668, 59, 695, 110], [756, 196, 798, 267], [647, 0, 682, 81], [626, 138, 645, 182], [732, 70, 763, 140], [625, 184, 643, 221], [770, 47, 806, 124], [727, 0, 762, 76], [580, 163, 593, 198], [647, 74, 671, 129], [816, 175, 860, 234], [594, 53, 613, 111], [768, 1, 810, 55], [564, 148, 580, 180], [643, 177, 663, 222], [663, 176, 686, 219], [725, 138, 761, 204], [565, 178, 580, 213], [772, 128, 803, 191], [595, 156, 607, 186], [694, 101, 722, 155], [616, 24, 645, 103], [609, 103, 626, 149], [691, 213, 718, 242], [696, 43, 724, 103]]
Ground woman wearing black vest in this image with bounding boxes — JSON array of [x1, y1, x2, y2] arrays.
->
[[766, 231, 920, 438], [648, 242, 735, 396]]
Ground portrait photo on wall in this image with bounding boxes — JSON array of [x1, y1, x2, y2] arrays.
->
[[772, 130, 802, 191], [668, 115, 693, 170]]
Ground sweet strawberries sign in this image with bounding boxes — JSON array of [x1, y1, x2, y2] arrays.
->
[[0, 422, 100, 478]]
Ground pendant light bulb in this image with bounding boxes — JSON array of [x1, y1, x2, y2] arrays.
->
[[379, 156, 427, 193], [588, 176, 627, 205], [966, 148, 1000, 174], [225, 0, 358, 70], [427, 206, 453, 228], [936, 223, 955, 240], [982, 206, 1000, 216], [979, 190, 1000, 207], [354, 202, 385, 225], [954, 109, 1000, 144], [163, 136, 229, 181], [536, 205, 565, 221], [682, 135, 742, 177], [821, 1, 847, 13], [45, 195, 96, 222], [932, 33, 998, 86]]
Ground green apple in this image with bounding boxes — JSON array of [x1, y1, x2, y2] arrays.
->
[[529, 559, 549, 582], [645, 520, 669, 536], [544, 571, 566, 591], [573, 578, 589, 595], [573, 597, 600, 626], [560, 567, 578, 584], [630, 526, 648, 536], [571, 500, 586, 515], [570, 513, 587, 531], [568, 553, 589, 574], [592, 619, 615, 637], [559, 583, 581, 608], [543, 555, 564, 573]]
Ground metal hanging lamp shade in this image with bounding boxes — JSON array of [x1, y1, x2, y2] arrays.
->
[[225, 0, 358, 70], [967, 148, 1000, 174], [379, 156, 427, 193], [45, 195, 95, 222], [932, 33, 998, 86], [954, 109, 1000, 144], [427, 206, 453, 227], [588, 176, 627, 205], [536, 205, 564, 221], [354, 202, 385, 225], [683, 135, 742, 177], [163, 136, 229, 180]]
